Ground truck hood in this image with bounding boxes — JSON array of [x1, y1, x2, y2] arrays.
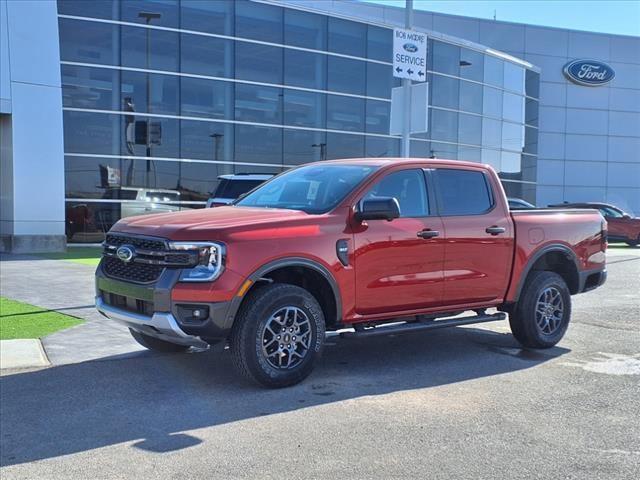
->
[[111, 206, 315, 240]]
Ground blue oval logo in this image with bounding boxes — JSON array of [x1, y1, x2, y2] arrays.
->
[[563, 59, 615, 86], [403, 43, 418, 53], [116, 245, 135, 263]]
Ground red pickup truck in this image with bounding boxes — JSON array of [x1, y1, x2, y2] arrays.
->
[[96, 158, 607, 387]]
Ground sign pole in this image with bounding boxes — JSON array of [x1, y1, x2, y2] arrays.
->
[[401, 0, 414, 158]]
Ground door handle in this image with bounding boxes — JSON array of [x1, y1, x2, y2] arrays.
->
[[417, 229, 439, 239], [486, 226, 506, 235]]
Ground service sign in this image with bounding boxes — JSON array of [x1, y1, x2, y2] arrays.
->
[[393, 28, 427, 82]]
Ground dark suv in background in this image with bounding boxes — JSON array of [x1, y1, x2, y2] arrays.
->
[[206, 174, 273, 208]]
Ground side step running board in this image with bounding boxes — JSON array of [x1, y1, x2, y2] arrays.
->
[[341, 312, 506, 338]]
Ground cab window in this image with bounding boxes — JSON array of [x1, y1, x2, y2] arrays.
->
[[362, 169, 429, 217]]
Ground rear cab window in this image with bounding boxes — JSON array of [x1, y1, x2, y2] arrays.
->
[[434, 168, 493, 215]]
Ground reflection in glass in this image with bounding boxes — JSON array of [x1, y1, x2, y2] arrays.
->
[[526, 70, 540, 99], [328, 17, 366, 57], [482, 118, 502, 149], [366, 137, 400, 158], [481, 148, 501, 170], [181, 121, 233, 161], [500, 151, 521, 175], [327, 56, 366, 95], [121, 26, 179, 72], [63, 111, 120, 155], [459, 48, 484, 82], [502, 122, 525, 153], [430, 109, 458, 143], [235, 84, 283, 124], [120, 0, 179, 28], [181, 34, 233, 77], [366, 63, 397, 99], [235, 0, 283, 43], [524, 127, 538, 155], [284, 50, 326, 90], [365, 100, 391, 135], [181, 0, 234, 35], [180, 77, 233, 119], [428, 141, 457, 160], [458, 114, 482, 146], [367, 25, 392, 62], [235, 125, 283, 165], [326, 132, 364, 159], [484, 55, 504, 87], [62, 65, 116, 110], [504, 62, 525, 93], [121, 71, 179, 114], [283, 129, 326, 165], [482, 86, 503, 119], [59, 18, 116, 65], [58, 0, 118, 20], [236, 42, 283, 84], [284, 9, 327, 50], [457, 146, 482, 162], [432, 41, 460, 76], [459, 80, 483, 114], [284, 90, 325, 128], [431, 75, 459, 110], [327, 96, 365, 132], [503, 92, 525, 123], [525, 98, 539, 127]]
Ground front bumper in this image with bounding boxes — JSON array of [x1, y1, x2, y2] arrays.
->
[[95, 261, 234, 347]]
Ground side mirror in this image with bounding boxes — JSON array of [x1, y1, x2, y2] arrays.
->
[[356, 197, 401, 222], [622, 214, 631, 220]]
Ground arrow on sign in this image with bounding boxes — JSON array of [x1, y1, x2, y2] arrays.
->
[[407, 69, 414, 75], [418, 71, 425, 77], [395, 67, 403, 73]]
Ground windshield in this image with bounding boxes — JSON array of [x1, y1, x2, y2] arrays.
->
[[236, 164, 377, 213], [214, 179, 265, 199]]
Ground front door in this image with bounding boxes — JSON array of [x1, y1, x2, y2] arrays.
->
[[433, 167, 514, 305], [354, 168, 445, 315]]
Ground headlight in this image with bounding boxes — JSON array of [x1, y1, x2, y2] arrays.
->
[[168, 242, 225, 282]]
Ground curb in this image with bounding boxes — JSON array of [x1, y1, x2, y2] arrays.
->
[[0, 339, 51, 370]]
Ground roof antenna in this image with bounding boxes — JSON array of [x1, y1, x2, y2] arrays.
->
[[493, 9, 497, 20]]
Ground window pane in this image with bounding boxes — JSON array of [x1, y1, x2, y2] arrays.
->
[[459, 48, 483, 81], [235, 84, 282, 124], [524, 127, 538, 155], [327, 96, 365, 132], [180, 77, 233, 119], [482, 118, 502, 149], [481, 148, 501, 170], [367, 25, 392, 62], [180, 120, 233, 161], [235, 43, 283, 84], [429, 141, 457, 160], [503, 92, 525, 123], [458, 113, 482, 146], [283, 90, 325, 128], [121, 26, 179, 72], [326, 132, 364, 159], [62, 65, 116, 110], [284, 50, 326, 90], [284, 9, 327, 50], [432, 41, 460, 76], [364, 169, 428, 217], [181, 33, 233, 77], [327, 57, 365, 95], [504, 62, 525, 93], [366, 137, 400, 158], [483, 86, 503, 118], [121, 71, 179, 114], [457, 145, 482, 162], [484, 55, 504, 87], [500, 151, 521, 175], [365, 100, 390, 135], [459, 80, 482, 114], [526, 70, 540, 99], [431, 75, 459, 109], [328, 17, 366, 57], [181, 0, 233, 35], [436, 169, 492, 215], [430, 109, 457, 143], [58, 0, 117, 20], [63, 111, 120, 154], [366, 63, 397, 99], [120, 0, 178, 28], [235, 125, 282, 165], [59, 18, 116, 65], [235, 0, 283, 43], [120, 116, 179, 158], [283, 129, 326, 165], [525, 99, 539, 127], [502, 121, 524, 152]]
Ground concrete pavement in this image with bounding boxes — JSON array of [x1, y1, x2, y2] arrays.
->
[[0, 339, 49, 369], [0, 246, 638, 479]]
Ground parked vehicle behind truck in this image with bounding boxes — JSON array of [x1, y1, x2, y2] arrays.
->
[[96, 158, 607, 387]]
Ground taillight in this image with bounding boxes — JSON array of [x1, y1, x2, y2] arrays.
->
[[601, 219, 608, 251]]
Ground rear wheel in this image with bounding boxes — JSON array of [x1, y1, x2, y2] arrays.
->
[[230, 283, 325, 388], [509, 271, 571, 349], [626, 237, 639, 247], [129, 329, 190, 353]]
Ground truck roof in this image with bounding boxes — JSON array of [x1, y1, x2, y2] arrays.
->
[[320, 157, 489, 169]]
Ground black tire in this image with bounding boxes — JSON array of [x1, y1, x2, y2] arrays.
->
[[626, 238, 639, 247], [129, 328, 190, 353], [230, 283, 325, 388], [509, 271, 571, 349]]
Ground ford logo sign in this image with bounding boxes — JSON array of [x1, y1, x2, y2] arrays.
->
[[403, 43, 418, 53], [116, 245, 135, 263], [563, 59, 615, 86]]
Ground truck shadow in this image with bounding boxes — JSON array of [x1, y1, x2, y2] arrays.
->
[[0, 326, 569, 466]]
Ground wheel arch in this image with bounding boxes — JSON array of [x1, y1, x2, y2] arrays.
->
[[512, 244, 580, 303], [226, 257, 343, 332]]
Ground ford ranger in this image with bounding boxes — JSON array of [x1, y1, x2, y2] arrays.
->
[[96, 158, 607, 387]]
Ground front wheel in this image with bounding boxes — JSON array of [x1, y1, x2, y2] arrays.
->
[[509, 271, 571, 349], [230, 283, 326, 388]]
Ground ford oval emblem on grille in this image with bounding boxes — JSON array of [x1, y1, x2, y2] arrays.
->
[[116, 245, 135, 263], [403, 42, 418, 53]]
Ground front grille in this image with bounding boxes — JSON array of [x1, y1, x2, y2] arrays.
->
[[102, 291, 154, 316], [103, 256, 164, 283], [105, 233, 166, 251]]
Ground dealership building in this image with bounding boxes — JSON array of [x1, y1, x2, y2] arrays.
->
[[1, 0, 638, 251]]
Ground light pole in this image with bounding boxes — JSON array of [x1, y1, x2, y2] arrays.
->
[[401, 0, 414, 158], [312, 143, 327, 161], [138, 11, 161, 188], [210, 133, 224, 162]]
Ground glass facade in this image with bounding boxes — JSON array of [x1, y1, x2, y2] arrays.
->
[[57, 0, 539, 242]]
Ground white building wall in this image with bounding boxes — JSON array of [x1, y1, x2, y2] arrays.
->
[[0, 0, 65, 252]]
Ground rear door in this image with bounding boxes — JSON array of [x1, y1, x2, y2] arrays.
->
[[433, 167, 514, 305], [354, 168, 445, 315]]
